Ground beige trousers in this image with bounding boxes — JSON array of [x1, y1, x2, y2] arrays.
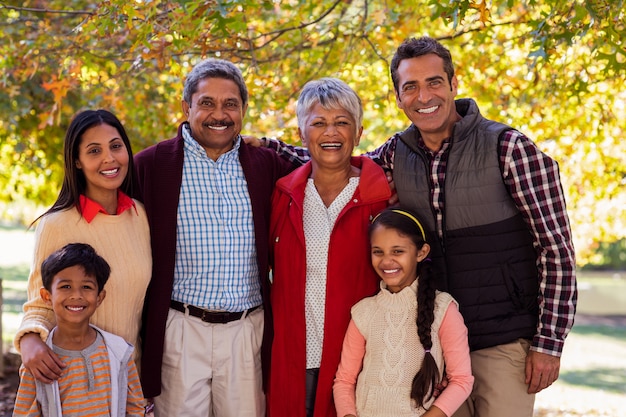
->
[[453, 339, 535, 417], [154, 306, 265, 417]]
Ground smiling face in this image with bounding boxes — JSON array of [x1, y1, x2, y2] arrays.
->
[[75, 123, 129, 204], [395, 54, 459, 150], [182, 77, 248, 161], [40, 265, 106, 326], [299, 103, 362, 171], [370, 224, 430, 293]]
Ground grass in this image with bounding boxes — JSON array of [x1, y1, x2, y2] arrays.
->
[[560, 366, 626, 394], [0, 225, 32, 348], [572, 323, 626, 339], [559, 326, 626, 394], [0, 263, 29, 347]]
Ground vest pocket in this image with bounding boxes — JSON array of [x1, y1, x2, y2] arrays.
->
[[500, 263, 525, 310]]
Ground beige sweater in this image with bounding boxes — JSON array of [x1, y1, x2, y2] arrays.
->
[[14, 203, 152, 362], [351, 280, 455, 416]]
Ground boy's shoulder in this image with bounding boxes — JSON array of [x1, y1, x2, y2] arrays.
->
[[93, 326, 134, 356]]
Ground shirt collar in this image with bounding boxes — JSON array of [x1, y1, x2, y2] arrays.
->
[[79, 190, 137, 223], [416, 134, 452, 156], [182, 122, 241, 159]]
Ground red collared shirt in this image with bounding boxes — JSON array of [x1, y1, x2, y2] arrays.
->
[[79, 190, 137, 223]]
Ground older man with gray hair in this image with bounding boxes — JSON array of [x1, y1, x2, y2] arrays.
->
[[134, 58, 295, 417]]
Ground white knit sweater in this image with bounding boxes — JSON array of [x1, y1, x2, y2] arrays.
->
[[351, 279, 455, 416]]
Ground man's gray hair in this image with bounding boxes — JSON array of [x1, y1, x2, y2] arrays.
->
[[183, 58, 249, 107]]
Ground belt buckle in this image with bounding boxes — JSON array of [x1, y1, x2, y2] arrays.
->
[[201, 310, 229, 323]]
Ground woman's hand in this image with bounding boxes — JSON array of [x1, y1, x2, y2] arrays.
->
[[20, 333, 65, 383], [242, 135, 263, 147], [386, 171, 399, 205]]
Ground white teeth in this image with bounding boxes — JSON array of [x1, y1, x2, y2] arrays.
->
[[67, 306, 85, 311], [418, 106, 438, 114], [320, 143, 341, 149], [101, 168, 118, 175], [209, 125, 228, 131], [383, 268, 400, 274]]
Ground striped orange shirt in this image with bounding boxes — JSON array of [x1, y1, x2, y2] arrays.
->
[[13, 333, 144, 416]]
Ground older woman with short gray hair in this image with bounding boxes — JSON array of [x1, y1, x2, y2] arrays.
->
[[268, 77, 391, 417]]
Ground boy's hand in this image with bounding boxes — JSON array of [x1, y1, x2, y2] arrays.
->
[[20, 333, 66, 383]]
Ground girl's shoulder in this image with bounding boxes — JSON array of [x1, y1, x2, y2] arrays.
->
[[435, 290, 458, 309], [351, 293, 379, 316], [435, 290, 458, 304]]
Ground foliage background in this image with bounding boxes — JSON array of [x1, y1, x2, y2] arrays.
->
[[1, 0, 625, 266]]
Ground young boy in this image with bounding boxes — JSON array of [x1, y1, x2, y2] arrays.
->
[[13, 242, 145, 417]]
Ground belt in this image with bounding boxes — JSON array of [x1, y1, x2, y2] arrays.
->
[[170, 300, 260, 324]]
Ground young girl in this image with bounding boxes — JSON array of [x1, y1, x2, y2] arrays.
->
[[333, 208, 474, 417]]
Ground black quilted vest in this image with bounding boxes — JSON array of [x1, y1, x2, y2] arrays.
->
[[393, 98, 539, 351]]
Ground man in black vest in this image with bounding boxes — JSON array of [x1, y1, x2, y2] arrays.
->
[[369, 36, 577, 417], [259, 36, 577, 417]]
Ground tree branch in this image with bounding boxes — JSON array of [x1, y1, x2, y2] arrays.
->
[[0, 3, 94, 16]]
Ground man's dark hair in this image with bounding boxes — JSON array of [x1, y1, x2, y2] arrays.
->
[[41, 243, 111, 293], [390, 36, 455, 93]]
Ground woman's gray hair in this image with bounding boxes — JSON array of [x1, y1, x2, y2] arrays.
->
[[296, 78, 363, 135], [183, 58, 249, 107]]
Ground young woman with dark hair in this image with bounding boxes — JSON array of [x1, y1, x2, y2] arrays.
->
[[14, 110, 151, 401]]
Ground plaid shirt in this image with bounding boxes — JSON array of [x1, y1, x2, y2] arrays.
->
[[174, 126, 261, 311], [265, 129, 577, 357]]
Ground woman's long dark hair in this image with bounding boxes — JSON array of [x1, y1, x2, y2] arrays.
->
[[370, 207, 440, 409], [31, 109, 134, 226]]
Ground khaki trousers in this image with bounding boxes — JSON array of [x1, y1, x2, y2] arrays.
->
[[453, 339, 535, 417], [154, 306, 265, 417]]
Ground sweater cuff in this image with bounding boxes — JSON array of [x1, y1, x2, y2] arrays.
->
[[14, 324, 51, 353]]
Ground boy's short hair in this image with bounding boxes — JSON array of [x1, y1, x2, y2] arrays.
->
[[41, 243, 111, 293]]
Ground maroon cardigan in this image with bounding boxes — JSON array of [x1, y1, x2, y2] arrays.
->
[[133, 123, 294, 397]]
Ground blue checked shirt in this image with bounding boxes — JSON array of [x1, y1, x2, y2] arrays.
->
[[265, 128, 576, 357], [172, 125, 261, 311]]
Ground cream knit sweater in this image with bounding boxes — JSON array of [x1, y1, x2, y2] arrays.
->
[[14, 203, 152, 362], [351, 280, 455, 417]]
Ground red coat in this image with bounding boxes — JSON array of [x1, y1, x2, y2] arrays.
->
[[268, 156, 390, 417]]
